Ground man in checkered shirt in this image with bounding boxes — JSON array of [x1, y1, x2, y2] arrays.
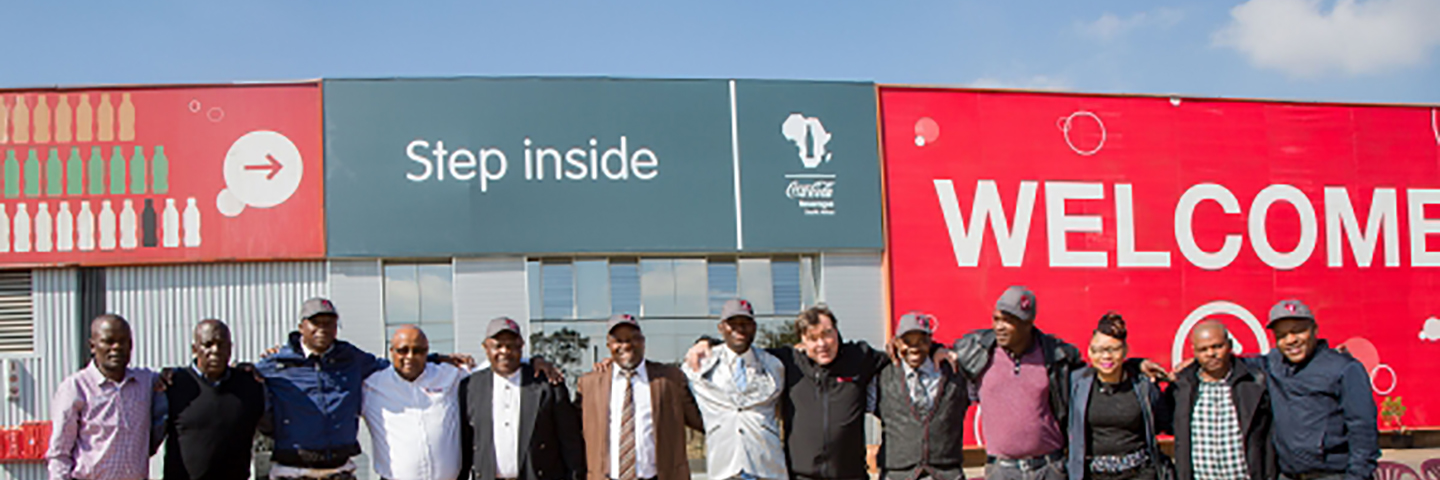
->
[[1167, 321, 1275, 480]]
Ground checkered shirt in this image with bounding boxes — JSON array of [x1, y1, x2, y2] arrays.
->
[[1192, 378, 1249, 480]]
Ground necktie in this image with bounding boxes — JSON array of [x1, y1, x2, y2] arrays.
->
[[909, 370, 931, 412], [734, 356, 748, 391], [619, 369, 637, 480]]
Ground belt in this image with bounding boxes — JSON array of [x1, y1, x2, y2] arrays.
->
[[1087, 449, 1149, 474], [1287, 471, 1345, 480], [987, 451, 1065, 470], [273, 474, 355, 480]]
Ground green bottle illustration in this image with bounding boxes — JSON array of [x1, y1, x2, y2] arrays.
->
[[109, 146, 126, 195], [24, 149, 41, 197], [46, 148, 63, 196], [67, 147, 83, 195], [130, 146, 147, 195], [4, 150, 19, 198], [152, 146, 168, 195], [88, 147, 105, 195]]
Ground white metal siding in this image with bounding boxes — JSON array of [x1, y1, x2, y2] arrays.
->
[[819, 252, 886, 347], [105, 262, 329, 367], [0, 269, 78, 480], [327, 260, 385, 357], [453, 257, 529, 358]]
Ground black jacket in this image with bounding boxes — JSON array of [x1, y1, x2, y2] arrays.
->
[[1168, 358, 1275, 480], [773, 341, 889, 480], [459, 365, 585, 480], [953, 328, 1085, 438], [163, 367, 267, 480]]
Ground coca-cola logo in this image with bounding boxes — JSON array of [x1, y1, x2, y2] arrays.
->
[[786, 180, 835, 199]]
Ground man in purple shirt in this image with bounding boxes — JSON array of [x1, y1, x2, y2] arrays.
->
[[951, 287, 1162, 480], [47, 314, 167, 480]]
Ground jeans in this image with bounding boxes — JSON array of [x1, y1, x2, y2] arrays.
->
[[986, 458, 1066, 480]]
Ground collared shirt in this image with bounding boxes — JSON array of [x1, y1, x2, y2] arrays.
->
[[492, 370, 523, 479], [46, 363, 162, 480], [610, 365, 655, 480], [978, 340, 1064, 459], [190, 363, 230, 387], [682, 345, 787, 480], [865, 359, 941, 413], [1192, 375, 1249, 480], [363, 363, 468, 480]]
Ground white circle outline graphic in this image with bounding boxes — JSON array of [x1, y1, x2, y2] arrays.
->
[[1172, 300, 1271, 368], [1058, 111, 1106, 156], [1371, 364, 1396, 395]]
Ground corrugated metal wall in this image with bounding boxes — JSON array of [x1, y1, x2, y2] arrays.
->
[[0, 269, 79, 480], [105, 262, 328, 367]]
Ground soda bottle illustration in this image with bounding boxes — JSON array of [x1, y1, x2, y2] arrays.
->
[[23, 149, 40, 197], [12, 96, 28, 144], [35, 202, 52, 252], [152, 146, 168, 195], [162, 198, 179, 247], [57, 201, 74, 252], [109, 146, 125, 195], [77, 201, 95, 251], [66, 147, 82, 195], [96, 93, 114, 142], [88, 147, 104, 195], [3, 150, 18, 198], [119, 199, 137, 249], [55, 95, 72, 143], [141, 198, 157, 247], [33, 95, 50, 144], [14, 203, 30, 252], [46, 148, 62, 196], [0, 205, 9, 253], [98, 200, 116, 250], [129, 146, 146, 194], [118, 93, 135, 142], [183, 197, 200, 247], [75, 93, 92, 142]]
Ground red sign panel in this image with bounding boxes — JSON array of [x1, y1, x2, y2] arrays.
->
[[881, 87, 1440, 443], [0, 84, 322, 265]]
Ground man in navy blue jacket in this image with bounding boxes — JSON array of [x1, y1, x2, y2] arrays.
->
[[258, 298, 496, 480], [1261, 300, 1378, 480]]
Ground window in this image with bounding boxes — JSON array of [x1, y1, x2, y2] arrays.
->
[[771, 257, 802, 315], [541, 260, 574, 319], [383, 263, 454, 354], [0, 270, 32, 354], [707, 258, 737, 315], [529, 256, 816, 320], [609, 259, 640, 316]]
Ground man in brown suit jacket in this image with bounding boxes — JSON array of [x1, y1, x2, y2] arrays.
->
[[576, 314, 704, 480]]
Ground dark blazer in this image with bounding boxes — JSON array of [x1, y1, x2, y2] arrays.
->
[[460, 365, 585, 480], [1168, 358, 1275, 480], [575, 361, 703, 480]]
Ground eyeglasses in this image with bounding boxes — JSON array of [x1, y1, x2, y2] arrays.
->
[[393, 346, 429, 356], [1090, 346, 1125, 356]]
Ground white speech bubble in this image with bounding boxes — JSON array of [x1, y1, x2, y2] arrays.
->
[[218, 131, 303, 217]]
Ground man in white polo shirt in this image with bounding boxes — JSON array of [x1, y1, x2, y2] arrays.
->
[[362, 325, 472, 480]]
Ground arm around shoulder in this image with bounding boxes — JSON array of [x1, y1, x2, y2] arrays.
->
[[1339, 360, 1379, 480]]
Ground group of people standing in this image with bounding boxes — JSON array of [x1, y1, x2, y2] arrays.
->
[[44, 287, 1379, 480]]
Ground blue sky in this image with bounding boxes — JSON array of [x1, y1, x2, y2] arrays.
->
[[3, 1, 1437, 104]]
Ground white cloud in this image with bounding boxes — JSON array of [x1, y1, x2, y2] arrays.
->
[[969, 75, 1072, 91], [1077, 8, 1184, 41], [1214, 0, 1440, 78], [1421, 317, 1440, 341]]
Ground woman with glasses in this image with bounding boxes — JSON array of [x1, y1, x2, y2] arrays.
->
[[1065, 313, 1173, 480]]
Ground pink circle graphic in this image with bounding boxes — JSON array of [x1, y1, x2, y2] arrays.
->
[[914, 117, 940, 147], [207, 107, 225, 123], [1056, 111, 1106, 156], [188, 99, 202, 113]]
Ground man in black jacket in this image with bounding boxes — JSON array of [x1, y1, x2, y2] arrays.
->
[[161, 319, 267, 480], [1168, 320, 1274, 480], [460, 317, 585, 480], [870, 312, 970, 480]]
